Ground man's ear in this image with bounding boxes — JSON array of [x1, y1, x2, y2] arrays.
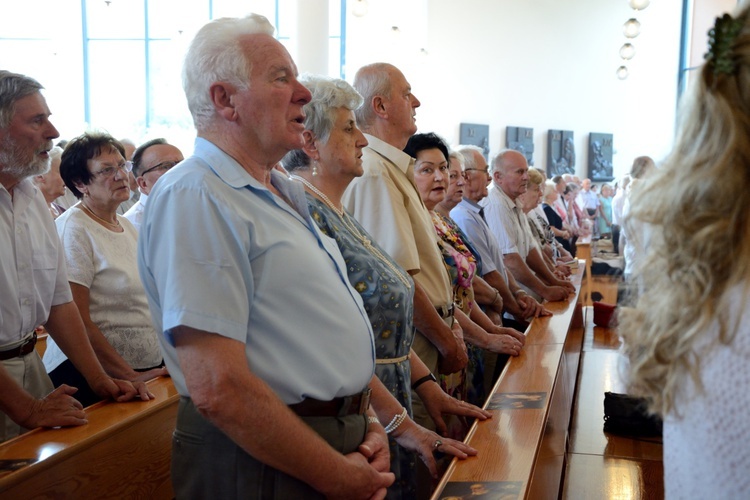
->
[[209, 82, 238, 121], [371, 95, 388, 120], [136, 175, 148, 193], [301, 130, 320, 161]]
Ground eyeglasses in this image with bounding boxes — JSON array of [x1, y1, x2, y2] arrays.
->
[[415, 164, 449, 177], [91, 161, 133, 179], [139, 160, 179, 177], [464, 167, 491, 177]]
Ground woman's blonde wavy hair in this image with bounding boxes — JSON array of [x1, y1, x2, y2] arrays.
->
[[619, 1, 750, 417]]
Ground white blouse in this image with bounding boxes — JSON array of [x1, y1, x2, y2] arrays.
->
[[43, 207, 161, 372]]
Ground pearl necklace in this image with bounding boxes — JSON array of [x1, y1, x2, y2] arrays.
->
[[80, 201, 121, 230], [290, 175, 411, 289]]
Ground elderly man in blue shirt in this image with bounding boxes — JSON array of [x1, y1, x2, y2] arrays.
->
[[138, 14, 393, 500]]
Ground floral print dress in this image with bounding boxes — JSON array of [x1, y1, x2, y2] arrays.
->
[[432, 213, 486, 416], [308, 195, 416, 500]]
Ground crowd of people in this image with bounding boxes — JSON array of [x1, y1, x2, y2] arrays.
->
[[2, 4, 748, 499]]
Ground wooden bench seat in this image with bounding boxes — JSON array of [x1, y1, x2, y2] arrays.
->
[[431, 264, 585, 499], [0, 376, 178, 499]]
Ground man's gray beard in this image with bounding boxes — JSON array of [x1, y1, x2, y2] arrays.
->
[[0, 137, 51, 181]]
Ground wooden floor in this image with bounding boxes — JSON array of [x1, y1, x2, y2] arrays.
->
[[561, 278, 664, 500]]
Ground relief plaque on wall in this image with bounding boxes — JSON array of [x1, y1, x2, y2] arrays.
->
[[588, 132, 614, 181], [459, 123, 490, 160], [506, 126, 534, 166], [547, 129, 575, 177]]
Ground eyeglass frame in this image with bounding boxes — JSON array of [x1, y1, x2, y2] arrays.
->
[[464, 167, 491, 175], [138, 160, 178, 177], [90, 160, 133, 179]]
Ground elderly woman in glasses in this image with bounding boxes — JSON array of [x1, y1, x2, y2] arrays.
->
[[283, 75, 488, 499], [43, 132, 167, 407], [404, 133, 525, 428]]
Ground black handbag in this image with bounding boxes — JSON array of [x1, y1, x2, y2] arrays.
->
[[603, 391, 663, 437]]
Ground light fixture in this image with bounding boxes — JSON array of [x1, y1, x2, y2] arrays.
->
[[352, 0, 368, 18], [628, 0, 650, 10], [620, 43, 636, 60], [616, 66, 629, 80], [623, 18, 641, 38]]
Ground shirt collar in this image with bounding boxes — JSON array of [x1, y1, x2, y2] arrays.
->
[[459, 197, 483, 213], [363, 133, 414, 175], [489, 182, 520, 211], [192, 137, 313, 225]]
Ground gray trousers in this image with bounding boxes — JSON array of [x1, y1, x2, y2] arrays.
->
[[172, 397, 367, 499], [1, 351, 54, 442]]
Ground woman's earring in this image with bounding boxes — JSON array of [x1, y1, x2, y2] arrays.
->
[[312, 161, 319, 177]]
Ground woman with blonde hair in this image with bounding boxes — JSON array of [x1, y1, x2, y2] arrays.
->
[[620, 4, 750, 497]]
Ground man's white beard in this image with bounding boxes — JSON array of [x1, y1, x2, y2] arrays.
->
[[0, 136, 51, 180]]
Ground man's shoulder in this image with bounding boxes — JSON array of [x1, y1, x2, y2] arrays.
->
[[360, 148, 394, 178]]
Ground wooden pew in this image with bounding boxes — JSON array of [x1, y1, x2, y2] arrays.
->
[[0, 376, 178, 499], [431, 264, 585, 500], [561, 308, 663, 499]]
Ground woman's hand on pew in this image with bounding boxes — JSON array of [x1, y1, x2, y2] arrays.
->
[[415, 381, 492, 436], [483, 332, 524, 356], [491, 326, 526, 346], [131, 366, 169, 385], [517, 294, 551, 318], [20, 384, 87, 429], [390, 418, 478, 478], [89, 375, 152, 402]]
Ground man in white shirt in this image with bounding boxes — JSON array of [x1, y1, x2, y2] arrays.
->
[[0, 70, 144, 442], [482, 149, 575, 302], [124, 138, 184, 232], [580, 178, 600, 237]]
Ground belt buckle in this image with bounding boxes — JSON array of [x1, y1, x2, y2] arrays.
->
[[358, 387, 372, 414]]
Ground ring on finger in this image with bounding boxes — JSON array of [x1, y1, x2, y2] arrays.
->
[[433, 439, 443, 451]]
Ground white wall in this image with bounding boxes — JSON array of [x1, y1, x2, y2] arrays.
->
[[343, 0, 684, 180]]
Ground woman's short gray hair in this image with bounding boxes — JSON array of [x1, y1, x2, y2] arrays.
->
[[182, 14, 274, 130], [448, 150, 465, 169], [299, 74, 363, 144]]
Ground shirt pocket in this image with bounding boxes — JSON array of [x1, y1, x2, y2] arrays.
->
[[31, 250, 58, 299]]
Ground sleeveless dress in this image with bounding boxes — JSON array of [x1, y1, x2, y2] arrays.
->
[[307, 195, 416, 500]]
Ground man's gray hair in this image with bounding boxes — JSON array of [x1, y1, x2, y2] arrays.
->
[[491, 148, 519, 174], [0, 70, 44, 129], [456, 144, 484, 171], [182, 14, 274, 130], [300, 74, 363, 144], [352, 63, 394, 130]]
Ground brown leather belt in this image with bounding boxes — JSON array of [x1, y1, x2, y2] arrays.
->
[[289, 388, 371, 417], [0, 332, 37, 361]]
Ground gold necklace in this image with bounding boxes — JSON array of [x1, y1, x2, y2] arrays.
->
[[80, 201, 121, 230], [290, 175, 411, 289]]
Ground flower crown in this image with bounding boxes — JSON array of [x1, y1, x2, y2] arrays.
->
[[704, 12, 746, 76]]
